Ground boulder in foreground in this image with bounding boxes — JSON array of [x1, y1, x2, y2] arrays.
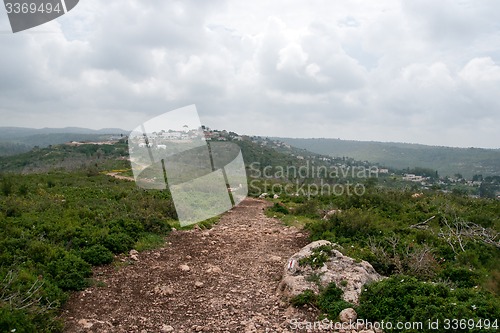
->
[[277, 240, 384, 304]]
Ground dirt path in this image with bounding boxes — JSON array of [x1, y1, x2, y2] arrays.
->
[[106, 172, 135, 182], [62, 198, 311, 333]]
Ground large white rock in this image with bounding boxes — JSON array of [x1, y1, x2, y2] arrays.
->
[[277, 240, 384, 304]]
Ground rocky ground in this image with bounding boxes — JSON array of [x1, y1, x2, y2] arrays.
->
[[62, 198, 320, 333]]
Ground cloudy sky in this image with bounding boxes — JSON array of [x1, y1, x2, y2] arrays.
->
[[1, 0, 499, 148]]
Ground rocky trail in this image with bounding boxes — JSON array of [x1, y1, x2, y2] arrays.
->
[[62, 198, 315, 333]]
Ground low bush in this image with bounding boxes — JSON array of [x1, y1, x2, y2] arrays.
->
[[438, 267, 482, 289], [47, 253, 92, 291], [357, 275, 500, 333], [103, 232, 135, 254], [316, 283, 354, 320], [291, 283, 355, 321], [141, 216, 172, 234], [269, 202, 290, 215], [290, 289, 317, 307], [79, 244, 114, 266], [294, 200, 319, 217]]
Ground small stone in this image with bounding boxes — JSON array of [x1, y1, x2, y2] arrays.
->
[[179, 264, 190, 272], [161, 324, 174, 332], [129, 249, 139, 256], [339, 308, 357, 323], [154, 285, 174, 296], [130, 254, 139, 261], [77, 319, 93, 329], [194, 281, 204, 288], [206, 265, 222, 274], [269, 255, 282, 262]]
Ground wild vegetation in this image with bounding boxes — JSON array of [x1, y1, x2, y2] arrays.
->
[[0, 126, 126, 156], [0, 171, 177, 332], [0, 141, 129, 173], [0, 132, 499, 332], [267, 188, 500, 331]]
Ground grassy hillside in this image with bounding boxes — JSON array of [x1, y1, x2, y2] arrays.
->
[[269, 188, 500, 330], [0, 127, 128, 156], [0, 141, 129, 174], [278, 138, 500, 178], [0, 171, 178, 332]]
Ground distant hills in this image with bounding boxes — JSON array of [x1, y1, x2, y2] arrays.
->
[[0, 127, 128, 156], [1, 127, 499, 178], [276, 138, 500, 178], [0, 126, 128, 139]]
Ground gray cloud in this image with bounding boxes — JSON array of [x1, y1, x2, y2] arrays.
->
[[0, 0, 499, 148]]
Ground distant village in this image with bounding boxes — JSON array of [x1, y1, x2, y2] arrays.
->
[[129, 127, 244, 149]]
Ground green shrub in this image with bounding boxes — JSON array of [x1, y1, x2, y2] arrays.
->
[[1, 176, 13, 196], [294, 200, 319, 217], [290, 289, 317, 307], [26, 241, 59, 264], [329, 209, 378, 240], [0, 308, 37, 333], [109, 218, 144, 240], [18, 183, 29, 196], [269, 202, 290, 215], [79, 244, 114, 266], [0, 305, 64, 333], [47, 253, 92, 291], [290, 283, 355, 321], [141, 216, 172, 234], [438, 267, 481, 288], [316, 283, 354, 320], [357, 275, 500, 333], [305, 208, 380, 243], [357, 248, 397, 277], [103, 232, 135, 254]]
